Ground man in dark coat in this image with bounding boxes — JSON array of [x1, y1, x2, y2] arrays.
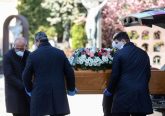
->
[[3, 37, 30, 116], [22, 32, 76, 116], [103, 32, 153, 116]]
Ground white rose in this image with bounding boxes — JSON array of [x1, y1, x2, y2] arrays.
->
[[97, 63, 101, 66], [89, 62, 93, 66], [108, 55, 113, 60], [89, 59, 94, 64], [102, 56, 109, 62], [81, 55, 86, 59], [85, 62, 89, 66], [109, 61, 112, 64], [93, 61, 97, 66], [95, 57, 101, 63], [80, 61, 83, 65]]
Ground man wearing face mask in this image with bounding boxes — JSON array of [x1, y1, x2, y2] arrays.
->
[[23, 32, 76, 116], [103, 32, 153, 116], [3, 37, 30, 116]]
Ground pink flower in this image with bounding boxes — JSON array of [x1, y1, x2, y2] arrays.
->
[[101, 0, 165, 47], [89, 53, 94, 58], [85, 49, 90, 56]]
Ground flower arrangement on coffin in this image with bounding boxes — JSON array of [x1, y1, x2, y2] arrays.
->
[[69, 48, 115, 71]]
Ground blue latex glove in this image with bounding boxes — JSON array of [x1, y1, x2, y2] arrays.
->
[[25, 88, 31, 97], [67, 88, 78, 96], [103, 88, 112, 96]]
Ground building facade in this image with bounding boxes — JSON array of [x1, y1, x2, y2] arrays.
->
[[125, 25, 165, 69]]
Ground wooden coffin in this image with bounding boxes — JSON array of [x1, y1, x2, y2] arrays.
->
[[75, 70, 111, 94], [75, 70, 165, 94], [149, 70, 165, 95]]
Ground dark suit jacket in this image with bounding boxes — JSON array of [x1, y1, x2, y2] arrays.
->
[[22, 42, 75, 116], [107, 42, 153, 114], [3, 49, 30, 113]]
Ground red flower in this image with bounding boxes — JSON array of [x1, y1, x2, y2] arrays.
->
[[98, 52, 102, 57]]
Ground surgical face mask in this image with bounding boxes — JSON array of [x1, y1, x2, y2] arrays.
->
[[112, 41, 124, 50], [33, 45, 38, 50], [16, 51, 24, 57]]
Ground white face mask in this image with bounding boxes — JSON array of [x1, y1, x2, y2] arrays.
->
[[112, 41, 124, 50], [33, 45, 38, 50], [16, 51, 24, 57]]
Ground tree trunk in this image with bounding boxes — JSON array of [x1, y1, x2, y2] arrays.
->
[[57, 33, 63, 43]]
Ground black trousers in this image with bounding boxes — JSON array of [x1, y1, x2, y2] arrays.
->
[[102, 95, 147, 116], [50, 115, 64, 116], [112, 113, 146, 116], [13, 113, 29, 116], [102, 95, 113, 116]]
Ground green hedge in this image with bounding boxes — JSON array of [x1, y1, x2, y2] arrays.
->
[[70, 23, 87, 50]]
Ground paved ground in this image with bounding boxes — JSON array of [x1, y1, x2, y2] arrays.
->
[[0, 75, 163, 116]]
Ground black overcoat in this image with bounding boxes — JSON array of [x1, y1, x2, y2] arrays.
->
[[3, 49, 30, 113], [23, 42, 75, 116], [107, 42, 153, 114]]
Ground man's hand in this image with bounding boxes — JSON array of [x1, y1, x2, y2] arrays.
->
[[103, 88, 112, 96], [67, 88, 78, 96]]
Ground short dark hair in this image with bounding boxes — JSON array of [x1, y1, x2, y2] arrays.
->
[[35, 32, 48, 41], [113, 32, 130, 42]]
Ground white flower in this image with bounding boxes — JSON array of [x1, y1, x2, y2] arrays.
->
[[68, 57, 74, 65], [81, 55, 86, 59], [108, 55, 113, 60], [77, 57, 84, 64], [79, 60, 84, 65], [97, 62, 101, 66], [93, 61, 98, 66], [89, 59, 94, 64], [85, 62, 89, 66], [102, 56, 109, 62], [109, 61, 112, 64], [89, 62, 93, 66], [85, 59, 89, 66], [105, 48, 112, 52], [100, 60, 104, 64], [95, 57, 101, 63]]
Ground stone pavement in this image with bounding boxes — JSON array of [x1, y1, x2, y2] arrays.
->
[[0, 75, 162, 116]]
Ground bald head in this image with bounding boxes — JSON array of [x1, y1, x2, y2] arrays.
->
[[14, 37, 27, 52]]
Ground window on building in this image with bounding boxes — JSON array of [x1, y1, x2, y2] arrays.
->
[[142, 30, 149, 40], [153, 42, 164, 52], [128, 30, 139, 40], [154, 31, 161, 39], [153, 56, 161, 64], [142, 43, 149, 52]]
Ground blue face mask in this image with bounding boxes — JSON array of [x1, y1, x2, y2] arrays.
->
[[16, 51, 24, 57]]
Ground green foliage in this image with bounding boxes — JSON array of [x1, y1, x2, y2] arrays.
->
[[70, 23, 87, 50], [17, 0, 86, 44], [41, 0, 86, 42], [36, 26, 56, 39], [17, 0, 54, 42]]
